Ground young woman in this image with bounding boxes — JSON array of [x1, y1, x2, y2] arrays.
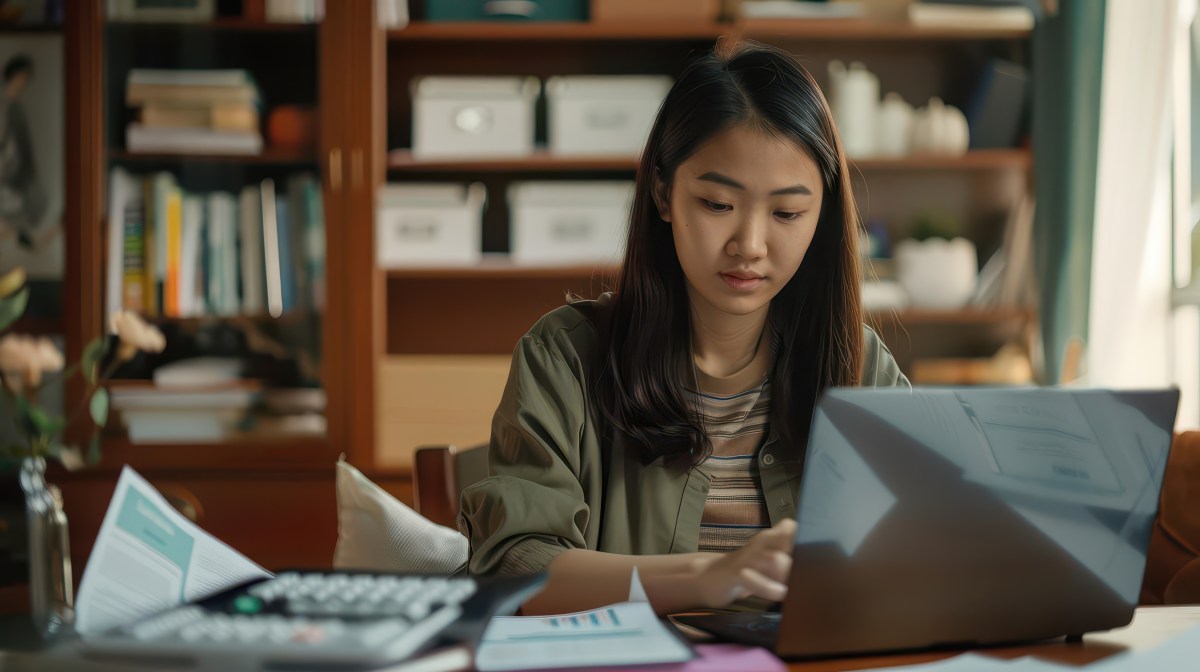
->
[[458, 42, 909, 616]]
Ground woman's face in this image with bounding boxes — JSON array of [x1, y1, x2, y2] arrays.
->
[[659, 124, 824, 319]]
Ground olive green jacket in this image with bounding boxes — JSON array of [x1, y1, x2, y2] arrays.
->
[[459, 295, 909, 576]]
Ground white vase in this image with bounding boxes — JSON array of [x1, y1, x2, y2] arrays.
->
[[911, 97, 970, 155], [876, 92, 914, 157], [894, 237, 978, 309], [828, 60, 878, 158]]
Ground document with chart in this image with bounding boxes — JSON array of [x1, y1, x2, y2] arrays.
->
[[74, 466, 271, 635], [475, 601, 694, 671]]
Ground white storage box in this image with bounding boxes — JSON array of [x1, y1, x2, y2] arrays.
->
[[546, 76, 672, 157], [412, 76, 540, 159], [377, 183, 486, 267], [508, 181, 633, 265]]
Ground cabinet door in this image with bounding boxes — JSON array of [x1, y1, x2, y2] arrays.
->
[[61, 474, 339, 576], [100, 3, 332, 448]]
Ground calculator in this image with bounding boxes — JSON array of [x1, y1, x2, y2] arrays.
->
[[80, 570, 546, 669]]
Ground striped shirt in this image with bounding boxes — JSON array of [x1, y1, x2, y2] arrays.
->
[[690, 379, 773, 553]]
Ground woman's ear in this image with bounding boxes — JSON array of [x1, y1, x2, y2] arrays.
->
[[652, 170, 672, 223]]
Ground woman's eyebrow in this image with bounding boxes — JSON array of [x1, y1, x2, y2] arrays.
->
[[697, 171, 813, 196]]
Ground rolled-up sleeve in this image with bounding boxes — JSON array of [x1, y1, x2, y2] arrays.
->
[[458, 331, 591, 576], [863, 325, 910, 388]]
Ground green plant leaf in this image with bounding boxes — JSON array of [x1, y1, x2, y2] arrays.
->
[[87, 434, 101, 465], [0, 287, 29, 332], [82, 337, 110, 385], [90, 388, 110, 427]]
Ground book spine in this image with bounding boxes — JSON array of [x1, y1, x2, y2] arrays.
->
[[122, 199, 146, 312], [164, 187, 183, 318], [261, 178, 283, 318]]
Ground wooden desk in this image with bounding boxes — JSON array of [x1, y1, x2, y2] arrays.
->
[[2, 606, 1198, 670], [780, 606, 1200, 671]]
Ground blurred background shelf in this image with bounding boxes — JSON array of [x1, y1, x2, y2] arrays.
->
[[388, 21, 730, 41], [386, 261, 618, 280], [387, 150, 637, 173], [108, 148, 317, 165], [107, 20, 317, 33], [735, 18, 1032, 41], [386, 149, 1032, 174], [83, 436, 335, 473]]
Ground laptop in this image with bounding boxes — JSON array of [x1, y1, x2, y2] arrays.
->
[[675, 387, 1179, 659]]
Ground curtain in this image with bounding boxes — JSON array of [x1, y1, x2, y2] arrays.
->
[[1087, 0, 1187, 393], [1031, 1, 1107, 383]]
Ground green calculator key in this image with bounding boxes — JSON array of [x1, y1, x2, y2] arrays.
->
[[233, 595, 263, 614]]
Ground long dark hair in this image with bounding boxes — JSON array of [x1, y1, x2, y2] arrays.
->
[[594, 41, 864, 467]]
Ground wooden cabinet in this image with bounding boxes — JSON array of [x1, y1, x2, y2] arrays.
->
[[48, 2, 1037, 575], [52, 0, 390, 577]]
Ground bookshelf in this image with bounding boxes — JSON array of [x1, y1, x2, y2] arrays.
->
[[51, 0, 362, 579], [48, 1, 1038, 576], [385, 148, 1033, 174], [108, 148, 318, 165]]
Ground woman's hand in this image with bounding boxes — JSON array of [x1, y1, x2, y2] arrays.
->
[[691, 518, 796, 609]]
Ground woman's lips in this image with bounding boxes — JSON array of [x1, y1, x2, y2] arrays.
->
[[720, 272, 765, 291]]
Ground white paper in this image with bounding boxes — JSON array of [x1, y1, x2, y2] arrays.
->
[[861, 653, 1073, 671], [1088, 624, 1200, 672], [475, 601, 692, 671], [627, 566, 649, 603], [861, 622, 1200, 671], [75, 466, 271, 635]]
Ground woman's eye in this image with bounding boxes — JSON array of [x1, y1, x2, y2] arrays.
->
[[701, 199, 732, 213], [775, 211, 802, 222]]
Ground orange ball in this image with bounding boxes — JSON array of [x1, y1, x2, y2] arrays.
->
[[267, 106, 318, 151]]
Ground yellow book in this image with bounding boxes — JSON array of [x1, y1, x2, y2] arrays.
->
[[140, 103, 259, 132], [164, 188, 183, 318]]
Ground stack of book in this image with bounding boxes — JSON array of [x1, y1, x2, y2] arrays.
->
[[907, 0, 1037, 30], [125, 69, 264, 155], [105, 169, 326, 320]]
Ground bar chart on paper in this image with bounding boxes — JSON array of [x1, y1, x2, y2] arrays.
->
[[476, 601, 693, 671]]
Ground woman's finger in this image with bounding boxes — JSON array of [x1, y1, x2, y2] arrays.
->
[[737, 566, 788, 603], [750, 549, 793, 584], [758, 519, 797, 551]]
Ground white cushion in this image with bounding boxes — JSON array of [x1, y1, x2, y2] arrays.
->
[[333, 460, 468, 573]]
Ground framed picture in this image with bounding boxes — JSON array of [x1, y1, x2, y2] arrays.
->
[[108, 0, 216, 23], [0, 35, 62, 318]]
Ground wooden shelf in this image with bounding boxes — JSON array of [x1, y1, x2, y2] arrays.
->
[[109, 148, 317, 165], [871, 307, 1035, 325], [387, 150, 1030, 174], [107, 19, 317, 32], [148, 311, 319, 327], [387, 260, 618, 280], [0, 24, 61, 34], [7, 317, 64, 335], [86, 435, 335, 473], [852, 150, 1031, 172], [387, 18, 1030, 43], [387, 150, 638, 173], [389, 21, 729, 41], [736, 18, 1032, 41]]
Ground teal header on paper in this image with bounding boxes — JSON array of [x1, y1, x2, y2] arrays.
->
[[116, 488, 194, 573]]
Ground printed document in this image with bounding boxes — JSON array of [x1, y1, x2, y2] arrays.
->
[[476, 601, 694, 671], [74, 466, 270, 635]]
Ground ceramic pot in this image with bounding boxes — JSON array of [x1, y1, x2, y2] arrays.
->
[[911, 97, 970, 155], [894, 237, 978, 309], [828, 60, 879, 158], [876, 92, 914, 157]]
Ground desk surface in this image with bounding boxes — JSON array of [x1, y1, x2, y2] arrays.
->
[[780, 606, 1200, 671], [1, 606, 1198, 671]]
